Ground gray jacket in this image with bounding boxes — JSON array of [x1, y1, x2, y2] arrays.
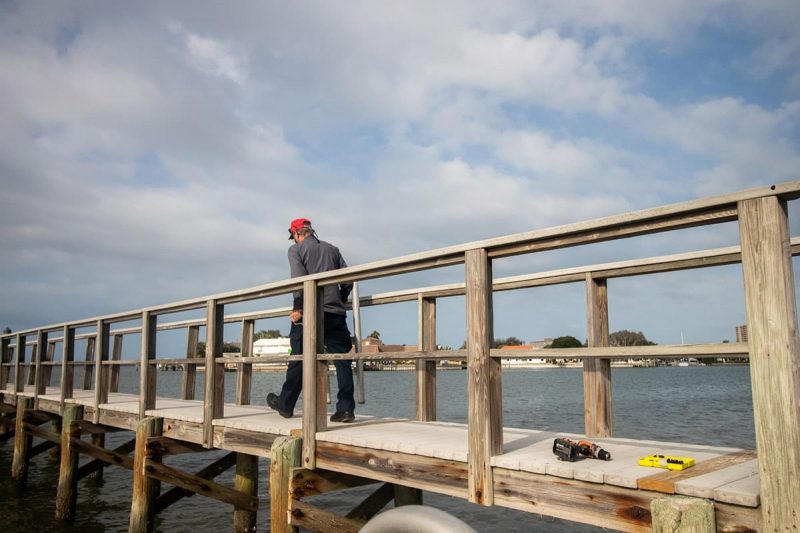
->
[[288, 236, 352, 315]]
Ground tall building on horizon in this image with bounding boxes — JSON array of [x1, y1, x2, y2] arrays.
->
[[735, 325, 748, 343]]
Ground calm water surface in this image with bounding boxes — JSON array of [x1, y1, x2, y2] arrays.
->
[[0, 366, 755, 532]]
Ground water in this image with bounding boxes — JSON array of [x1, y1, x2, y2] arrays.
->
[[0, 366, 755, 532]]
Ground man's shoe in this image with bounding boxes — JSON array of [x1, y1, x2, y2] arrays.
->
[[330, 411, 355, 423], [267, 393, 292, 419]]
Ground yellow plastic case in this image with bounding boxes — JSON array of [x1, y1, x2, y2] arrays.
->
[[638, 454, 695, 471]]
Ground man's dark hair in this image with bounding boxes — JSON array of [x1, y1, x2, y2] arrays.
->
[[295, 226, 314, 238]]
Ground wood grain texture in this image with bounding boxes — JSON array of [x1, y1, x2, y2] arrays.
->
[[182, 325, 199, 400], [129, 417, 163, 533], [93, 320, 110, 423], [55, 405, 83, 521], [290, 468, 377, 498], [584, 275, 612, 437], [82, 336, 95, 390], [738, 196, 800, 530], [109, 334, 123, 393], [33, 332, 49, 402], [288, 499, 362, 533], [302, 281, 320, 468], [236, 320, 254, 406], [416, 296, 437, 421], [352, 282, 365, 404], [203, 300, 225, 448], [11, 397, 32, 483], [465, 248, 501, 505], [0, 337, 10, 392], [315, 441, 469, 499], [139, 312, 157, 419], [14, 333, 26, 393], [269, 436, 302, 533], [233, 453, 259, 532], [59, 326, 76, 409]]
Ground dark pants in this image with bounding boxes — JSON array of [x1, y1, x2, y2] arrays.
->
[[276, 312, 354, 415]]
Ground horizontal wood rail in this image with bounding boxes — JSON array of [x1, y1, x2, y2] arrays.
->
[[6, 237, 800, 352]]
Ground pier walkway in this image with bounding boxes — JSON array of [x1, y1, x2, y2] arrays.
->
[[4, 385, 761, 530], [3, 181, 800, 532]]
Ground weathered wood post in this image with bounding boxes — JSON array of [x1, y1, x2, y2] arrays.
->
[[93, 319, 110, 424], [82, 336, 95, 390], [55, 404, 83, 520], [1, 336, 9, 386], [11, 397, 33, 484], [129, 417, 163, 533], [302, 281, 326, 469], [584, 273, 613, 437], [465, 248, 502, 506], [352, 282, 365, 404], [43, 340, 57, 391], [651, 496, 714, 532], [34, 333, 48, 405], [59, 325, 75, 415], [0, 336, 11, 394], [109, 333, 123, 393], [416, 295, 436, 421], [233, 452, 259, 532], [237, 319, 254, 406], [182, 325, 200, 400], [738, 195, 800, 530], [139, 311, 157, 420], [27, 343, 38, 386], [204, 299, 225, 448], [50, 415, 62, 461], [269, 436, 302, 533], [14, 332, 27, 393]]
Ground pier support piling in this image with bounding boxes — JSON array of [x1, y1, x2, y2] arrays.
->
[[55, 404, 83, 521], [11, 397, 33, 484], [233, 452, 259, 533], [50, 416, 62, 460], [651, 496, 714, 533], [129, 417, 163, 533], [270, 436, 302, 533]]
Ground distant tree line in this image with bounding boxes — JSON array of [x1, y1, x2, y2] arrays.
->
[[544, 330, 656, 348]]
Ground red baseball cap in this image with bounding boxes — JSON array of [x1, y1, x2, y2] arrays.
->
[[288, 218, 312, 239]]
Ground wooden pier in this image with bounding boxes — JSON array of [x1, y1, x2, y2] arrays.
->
[[2, 181, 800, 532]]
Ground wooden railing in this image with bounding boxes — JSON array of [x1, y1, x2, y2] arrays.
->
[[2, 180, 800, 527]]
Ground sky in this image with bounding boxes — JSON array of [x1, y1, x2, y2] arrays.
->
[[1, 1, 799, 355]]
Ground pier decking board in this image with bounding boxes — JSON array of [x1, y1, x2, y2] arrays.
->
[[3, 387, 763, 511]]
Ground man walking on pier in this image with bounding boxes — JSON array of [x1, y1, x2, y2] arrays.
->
[[267, 218, 356, 423]]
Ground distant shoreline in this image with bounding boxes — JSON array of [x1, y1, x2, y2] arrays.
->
[[180, 361, 750, 373]]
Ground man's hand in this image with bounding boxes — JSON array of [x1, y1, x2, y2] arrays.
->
[[290, 310, 303, 324]]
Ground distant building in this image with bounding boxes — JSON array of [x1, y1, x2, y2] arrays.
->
[[360, 337, 418, 353], [529, 338, 554, 349], [253, 337, 291, 356], [498, 344, 546, 365], [736, 325, 748, 343]]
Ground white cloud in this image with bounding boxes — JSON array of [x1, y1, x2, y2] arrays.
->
[[185, 32, 246, 85]]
